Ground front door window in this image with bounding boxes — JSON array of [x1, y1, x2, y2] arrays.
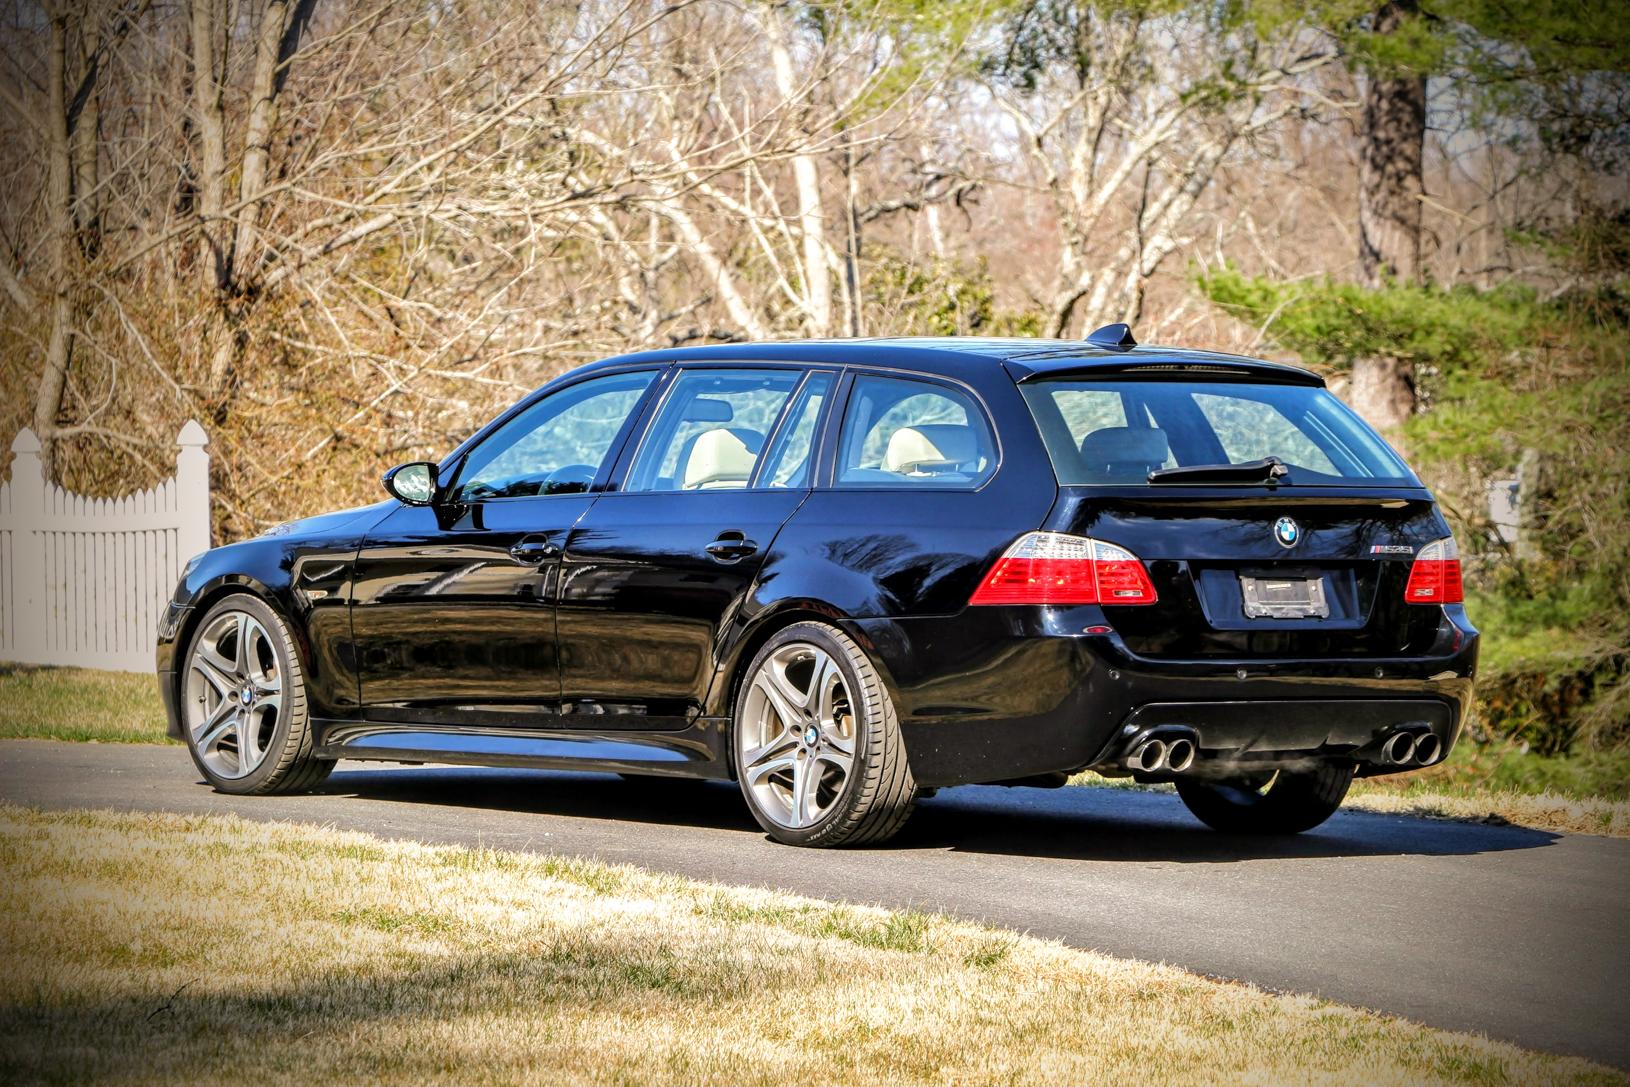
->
[[454, 370, 656, 501]]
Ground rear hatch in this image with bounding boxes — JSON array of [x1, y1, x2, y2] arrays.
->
[[1018, 368, 1451, 660], [1044, 488, 1445, 658]]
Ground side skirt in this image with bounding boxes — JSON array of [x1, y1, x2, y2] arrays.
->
[[312, 718, 734, 780]]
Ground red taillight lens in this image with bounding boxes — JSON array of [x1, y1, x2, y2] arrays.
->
[[1404, 537, 1463, 604], [969, 532, 1158, 606]]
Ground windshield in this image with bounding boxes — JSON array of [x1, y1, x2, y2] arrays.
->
[[1020, 379, 1416, 487]]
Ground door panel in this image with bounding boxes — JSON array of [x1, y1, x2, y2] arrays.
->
[[555, 366, 816, 717], [350, 368, 661, 726], [350, 497, 593, 724], [556, 489, 807, 715]]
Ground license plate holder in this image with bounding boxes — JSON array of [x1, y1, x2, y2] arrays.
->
[[1240, 574, 1330, 619]]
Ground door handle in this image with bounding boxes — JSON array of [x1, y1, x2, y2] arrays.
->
[[509, 536, 559, 564], [705, 532, 758, 563]]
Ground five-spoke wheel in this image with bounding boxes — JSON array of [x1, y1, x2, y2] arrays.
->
[[734, 622, 916, 847], [180, 594, 332, 795], [739, 642, 858, 829], [185, 609, 284, 779]]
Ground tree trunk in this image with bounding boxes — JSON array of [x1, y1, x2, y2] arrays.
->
[[232, 0, 313, 285], [1354, 0, 1426, 429], [70, 20, 101, 258], [841, 142, 863, 337], [188, 0, 230, 295], [34, 14, 76, 480], [765, 5, 833, 336]]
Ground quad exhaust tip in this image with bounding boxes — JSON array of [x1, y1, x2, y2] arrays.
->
[[1413, 732, 1442, 766], [1124, 730, 1199, 774], [1129, 738, 1168, 773], [1380, 731, 1418, 766]]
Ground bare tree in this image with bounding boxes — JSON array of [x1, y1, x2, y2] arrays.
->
[[980, 3, 1336, 338]]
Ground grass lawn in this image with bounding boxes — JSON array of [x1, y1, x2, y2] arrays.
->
[[1, 805, 1621, 1087], [1342, 743, 1630, 837], [0, 665, 171, 744], [3, 663, 1625, 837]]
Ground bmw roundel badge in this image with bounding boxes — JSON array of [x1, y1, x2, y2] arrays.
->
[[1273, 516, 1300, 548]]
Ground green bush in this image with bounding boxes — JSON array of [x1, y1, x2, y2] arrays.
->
[[1197, 267, 1630, 754]]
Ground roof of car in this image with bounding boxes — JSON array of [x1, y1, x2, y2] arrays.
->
[[594, 337, 1324, 385]]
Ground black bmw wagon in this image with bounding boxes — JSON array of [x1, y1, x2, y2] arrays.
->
[[157, 327, 1478, 846]]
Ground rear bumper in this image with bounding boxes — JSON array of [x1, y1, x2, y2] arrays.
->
[[846, 605, 1477, 787]]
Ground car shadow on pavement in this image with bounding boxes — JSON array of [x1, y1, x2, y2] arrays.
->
[[901, 785, 1558, 862], [312, 766, 1558, 863]]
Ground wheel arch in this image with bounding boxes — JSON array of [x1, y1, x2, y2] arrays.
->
[[168, 576, 305, 729], [707, 599, 905, 779]]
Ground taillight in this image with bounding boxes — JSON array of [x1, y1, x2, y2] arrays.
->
[[969, 532, 1158, 606], [1404, 537, 1463, 604]]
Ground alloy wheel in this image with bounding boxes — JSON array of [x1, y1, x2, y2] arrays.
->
[[184, 609, 284, 779], [738, 642, 857, 829]]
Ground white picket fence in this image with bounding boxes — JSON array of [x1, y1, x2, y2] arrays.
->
[[0, 423, 210, 673]]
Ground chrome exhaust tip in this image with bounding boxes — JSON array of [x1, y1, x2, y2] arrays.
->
[[1413, 733, 1442, 766], [1128, 739, 1168, 773], [1164, 736, 1196, 773], [1380, 731, 1418, 766]]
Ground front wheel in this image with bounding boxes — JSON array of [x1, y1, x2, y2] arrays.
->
[[180, 593, 333, 795], [733, 622, 916, 847], [1175, 764, 1354, 835]]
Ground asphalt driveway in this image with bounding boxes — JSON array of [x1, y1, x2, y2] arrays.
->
[[2, 739, 1626, 1069]]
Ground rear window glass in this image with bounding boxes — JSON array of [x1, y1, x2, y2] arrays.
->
[[1021, 380, 1414, 487]]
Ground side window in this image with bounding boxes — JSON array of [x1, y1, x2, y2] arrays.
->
[[1191, 392, 1338, 475], [835, 375, 996, 488], [454, 370, 655, 501], [626, 369, 800, 492], [758, 372, 833, 488]]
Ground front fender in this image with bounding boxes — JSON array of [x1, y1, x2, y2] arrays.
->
[[158, 519, 379, 725]]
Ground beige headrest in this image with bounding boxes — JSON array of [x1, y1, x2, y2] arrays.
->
[[884, 424, 977, 475], [683, 428, 757, 489]]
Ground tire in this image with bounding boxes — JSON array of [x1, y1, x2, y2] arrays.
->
[[178, 593, 333, 796], [1175, 763, 1354, 835], [733, 622, 916, 847]]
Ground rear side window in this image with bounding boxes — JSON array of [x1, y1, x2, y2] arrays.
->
[[758, 372, 833, 488], [626, 369, 800, 491], [1022, 379, 1414, 487], [835, 375, 996, 488]]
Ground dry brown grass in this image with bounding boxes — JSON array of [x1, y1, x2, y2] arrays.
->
[[1, 806, 1621, 1086], [1341, 787, 1630, 837]]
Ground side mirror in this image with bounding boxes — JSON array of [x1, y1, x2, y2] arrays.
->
[[383, 461, 439, 506]]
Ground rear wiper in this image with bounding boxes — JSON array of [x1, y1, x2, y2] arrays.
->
[[1147, 456, 1290, 485]]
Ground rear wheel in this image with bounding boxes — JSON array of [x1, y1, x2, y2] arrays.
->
[[1175, 763, 1353, 835], [180, 594, 333, 795], [733, 622, 916, 847]]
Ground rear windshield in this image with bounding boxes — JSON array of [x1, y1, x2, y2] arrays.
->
[[1020, 379, 1416, 487]]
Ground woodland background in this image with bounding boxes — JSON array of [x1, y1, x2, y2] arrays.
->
[[0, 0, 1626, 759]]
